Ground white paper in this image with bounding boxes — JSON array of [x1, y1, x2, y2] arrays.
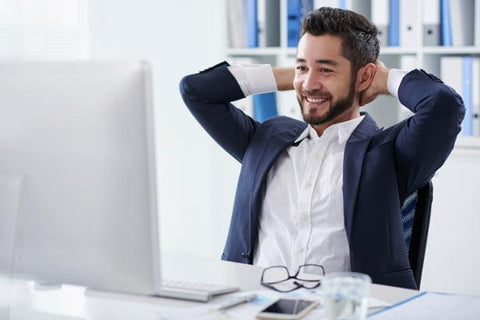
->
[[369, 292, 480, 320]]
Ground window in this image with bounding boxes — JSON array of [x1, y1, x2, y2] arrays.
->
[[0, 0, 88, 59]]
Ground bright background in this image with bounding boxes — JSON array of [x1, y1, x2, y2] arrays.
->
[[1, 0, 479, 296]]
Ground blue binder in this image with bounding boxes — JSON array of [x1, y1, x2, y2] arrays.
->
[[245, 0, 258, 47], [440, 0, 452, 46], [287, 0, 313, 47], [389, 0, 400, 46], [253, 92, 278, 122]]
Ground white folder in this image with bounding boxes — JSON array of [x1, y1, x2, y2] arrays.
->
[[422, 0, 440, 46], [472, 58, 480, 136], [257, 0, 280, 47], [400, 0, 420, 47], [314, 0, 369, 16], [371, 0, 390, 47], [449, 0, 475, 46], [476, 0, 480, 46], [441, 57, 463, 98], [441, 56, 472, 136], [226, 0, 245, 48], [314, 0, 341, 9]]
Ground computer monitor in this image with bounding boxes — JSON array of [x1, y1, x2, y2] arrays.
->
[[0, 61, 161, 295]]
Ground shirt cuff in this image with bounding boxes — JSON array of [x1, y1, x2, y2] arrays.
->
[[387, 69, 408, 98], [227, 64, 277, 96]]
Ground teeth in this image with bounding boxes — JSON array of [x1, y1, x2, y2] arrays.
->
[[306, 97, 326, 103]]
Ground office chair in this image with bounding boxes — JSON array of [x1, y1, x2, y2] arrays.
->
[[400, 181, 433, 289]]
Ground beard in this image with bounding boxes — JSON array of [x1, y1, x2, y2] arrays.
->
[[298, 78, 356, 126]]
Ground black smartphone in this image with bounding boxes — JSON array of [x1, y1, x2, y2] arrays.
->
[[256, 298, 319, 319]]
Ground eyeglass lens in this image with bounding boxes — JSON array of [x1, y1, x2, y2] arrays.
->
[[262, 266, 289, 284], [297, 265, 324, 281]]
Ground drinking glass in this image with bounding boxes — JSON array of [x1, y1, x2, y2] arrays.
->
[[321, 272, 371, 320]]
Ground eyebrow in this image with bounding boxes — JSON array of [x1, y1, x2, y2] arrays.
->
[[296, 58, 339, 67]]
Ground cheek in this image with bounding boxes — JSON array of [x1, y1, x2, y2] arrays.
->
[[293, 78, 302, 91]]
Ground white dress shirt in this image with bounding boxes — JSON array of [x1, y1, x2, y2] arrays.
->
[[228, 64, 406, 273]]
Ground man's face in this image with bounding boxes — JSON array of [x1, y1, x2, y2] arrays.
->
[[294, 33, 357, 127]]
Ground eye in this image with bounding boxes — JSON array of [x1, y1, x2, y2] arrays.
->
[[296, 65, 307, 72], [319, 68, 333, 73]]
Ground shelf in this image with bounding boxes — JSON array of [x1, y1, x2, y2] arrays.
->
[[421, 47, 480, 55], [379, 47, 419, 55], [455, 136, 480, 150]]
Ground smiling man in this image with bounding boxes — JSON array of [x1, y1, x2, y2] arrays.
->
[[179, 7, 465, 289]]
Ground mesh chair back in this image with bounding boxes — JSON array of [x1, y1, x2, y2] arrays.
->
[[400, 181, 433, 288]]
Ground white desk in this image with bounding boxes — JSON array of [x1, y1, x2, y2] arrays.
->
[[4, 254, 418, 319]]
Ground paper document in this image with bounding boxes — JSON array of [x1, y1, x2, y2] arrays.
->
[[369, 292, 480, 320]]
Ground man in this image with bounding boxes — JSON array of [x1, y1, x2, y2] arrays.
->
[[179, 7, 465, 289]]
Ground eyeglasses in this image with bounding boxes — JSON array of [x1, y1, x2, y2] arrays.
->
[[261, 264, 325, 293]]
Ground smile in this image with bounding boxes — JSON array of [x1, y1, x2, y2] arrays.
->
[[305, 96, 328, 103]]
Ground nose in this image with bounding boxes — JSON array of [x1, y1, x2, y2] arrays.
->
[[301, 71, 321, 93]]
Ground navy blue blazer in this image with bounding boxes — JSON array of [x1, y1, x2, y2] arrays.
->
[[179, 62, 465, 289]]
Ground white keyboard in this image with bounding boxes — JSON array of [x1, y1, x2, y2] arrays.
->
[[156, 280, 240, 302]]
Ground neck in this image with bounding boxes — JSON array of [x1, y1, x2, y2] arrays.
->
[[312, 107, 360, 136]]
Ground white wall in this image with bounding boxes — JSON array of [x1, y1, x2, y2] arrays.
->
[[88, 0, 240, 260], [422, 146, 480, 296]]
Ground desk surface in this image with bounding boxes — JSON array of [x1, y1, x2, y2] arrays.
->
[[5, 254, 418, 319]]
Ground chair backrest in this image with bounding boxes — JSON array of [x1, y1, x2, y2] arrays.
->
[[400, 181, 433, 288]]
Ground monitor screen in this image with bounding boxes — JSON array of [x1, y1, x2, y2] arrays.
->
[[0, 61, 160, 295]]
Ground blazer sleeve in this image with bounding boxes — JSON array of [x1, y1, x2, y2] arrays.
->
[[179, 61, 260, 163], [395, 69, 466, 197]]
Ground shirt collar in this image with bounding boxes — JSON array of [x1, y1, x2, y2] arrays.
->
[[294, 115, 366, 145]]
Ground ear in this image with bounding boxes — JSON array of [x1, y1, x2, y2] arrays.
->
[[356, 62, 376, 92]]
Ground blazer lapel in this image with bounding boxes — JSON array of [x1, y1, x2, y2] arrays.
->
[[343, 114, 380, 241], [251, 125, 307, 200]]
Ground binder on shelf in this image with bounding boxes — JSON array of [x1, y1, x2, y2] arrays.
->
[[245, 0, 258, 47], [372, 0, 390, 47], [400, 0, 420, 47], [314, 0, 342, 8], [449, 0, 474, 46], [287, 0, 313, 47], [440, 0, 452, 46], [312, 1, 370, 22], [257, 0, 280, 47], [389, 0, 400, 46], [472, 58, 480, 136], [440, 56, 473, 136], [313, 0, 367, 12], [227, 0, 246, 48], [422, 0, 440, 46], [287, 0, 301, 47], [476, 0, 480, 46], [253, 92, 278, 122]]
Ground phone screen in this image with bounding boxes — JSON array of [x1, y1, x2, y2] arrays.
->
[[261, 299, 316, 315]]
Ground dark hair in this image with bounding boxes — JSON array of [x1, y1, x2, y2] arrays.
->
[[301, 7, 379, 74]]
